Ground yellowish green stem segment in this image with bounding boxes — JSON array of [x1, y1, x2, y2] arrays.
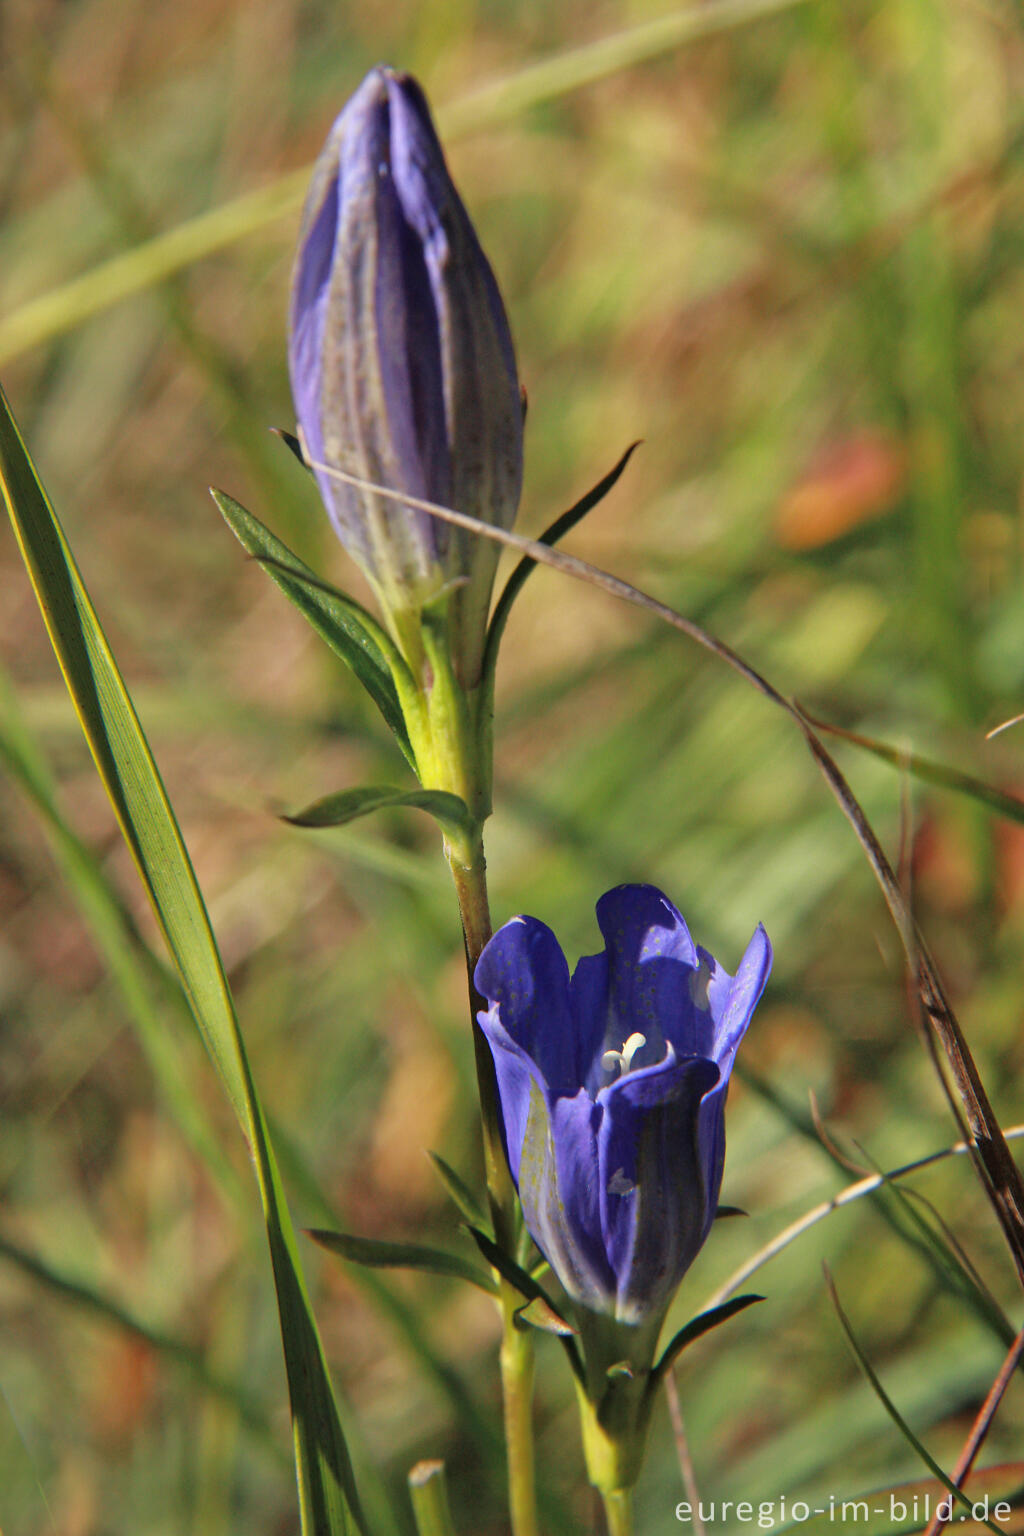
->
[[408, 1459, 458, 1536], [404, 609, 538, 1536]]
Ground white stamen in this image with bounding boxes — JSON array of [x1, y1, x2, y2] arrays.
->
[[601, 1031, 647, 1078], [608, 1168, 636, 1197]]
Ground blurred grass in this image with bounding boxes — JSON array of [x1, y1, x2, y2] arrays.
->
[[3, 0, 1024, 1532]]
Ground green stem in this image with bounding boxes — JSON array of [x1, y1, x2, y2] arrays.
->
[[448, 835, 538, 1536], [601, 1489, 634, 1536], [448, 843, 514, 1229], [408, 1459, 458, 1536], [499, 1301, 539, 1536]]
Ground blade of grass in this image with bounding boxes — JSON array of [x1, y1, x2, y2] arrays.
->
[[923, 1322, 1024, 1536], [738, 1063, 1018, 1349], [802, 712, 1024, 825], [0, 381, 365, 1536], [703, 1125, 1024, 1311], [0, 666, 247, 1210], [824, 1268, 1000, 1533], [0, 0, 811, 363], [0, 1228, 280, 1456], [13, 41, 302, 524]]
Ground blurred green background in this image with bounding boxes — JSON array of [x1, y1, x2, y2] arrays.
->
[[3, 0, 1024, 1531]]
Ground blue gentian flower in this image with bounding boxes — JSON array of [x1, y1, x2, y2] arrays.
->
[[288, 66, 523, 683], [476, 884, 772, 1327]]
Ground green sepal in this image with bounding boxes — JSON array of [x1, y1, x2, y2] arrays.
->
[[715, 1204, 748, 1219], [211, 487, 416, 767], [468, 1227, 571, 1325], [605, 1360, 634, 1381], [308, 1229, 496, 1295], [428, 1152, 489, 1230], [481, 442, 640, 692], [514, 1294, 578, 1337], [652, 1293, 764, 1383], [470, 1226, 583, 1379], [283, 786, 471, 837]]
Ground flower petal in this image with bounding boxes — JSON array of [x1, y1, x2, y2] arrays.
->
[[592, 885, 711, 1068], [475, 916, 579, 1096], [520, 1088, 615, 1309], [598, 1055, 719, 1320], [696, 922, 773, 1215], [476, 1001, 538, 1187], [706, 922, 773, 1081]]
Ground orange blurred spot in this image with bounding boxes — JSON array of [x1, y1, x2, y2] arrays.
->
[[994, 793, 1024, 914], [776, 432, 906, 550], [91, 1334, 156, 1447]]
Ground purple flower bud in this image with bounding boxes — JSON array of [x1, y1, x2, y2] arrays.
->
[[289, 67, 523, 680], [476, 885, 772, 1325]]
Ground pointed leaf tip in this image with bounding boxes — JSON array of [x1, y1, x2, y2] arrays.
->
[[515, 1295, 578, 1336], [210, 486, 415, 767], [283, 786, 471, 835], [307, 1228, 496, 1294], [654, 1293, 764, 1380]]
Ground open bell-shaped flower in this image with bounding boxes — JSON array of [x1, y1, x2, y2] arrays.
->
[[476, 884, 772, 1326], [288, 66, 523, 684], [476, 884, 771, 1494]]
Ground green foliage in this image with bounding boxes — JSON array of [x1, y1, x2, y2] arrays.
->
[[308, 1229, 496, 1295], [653, 1295, 764, 1381], [284, 787, 471, 837], [213, 488, 416, 765], [0, 385, 364, 1536]]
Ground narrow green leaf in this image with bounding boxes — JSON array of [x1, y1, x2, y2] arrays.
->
[[428, 1152, 489, 1229], [825, 1270, 999, 1534], [1, 383, 364, 1536], [212, 487, 416, 768], [803, 711, 1024, 827], [714, 1204, 748, 1219], [653, 1294, 764, 1380], [284, 786, 470, 836], [308, 1230, 497, 1295], [856, 1148, 1017, 1349], [469, 1227, 584, 1382], [482, 442, 640, 686], [468, 1228, 571, 1323], [514, 1295, 577, 1337]]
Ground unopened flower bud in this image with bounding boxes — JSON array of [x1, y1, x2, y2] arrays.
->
[[289, 67, 523, 682]]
